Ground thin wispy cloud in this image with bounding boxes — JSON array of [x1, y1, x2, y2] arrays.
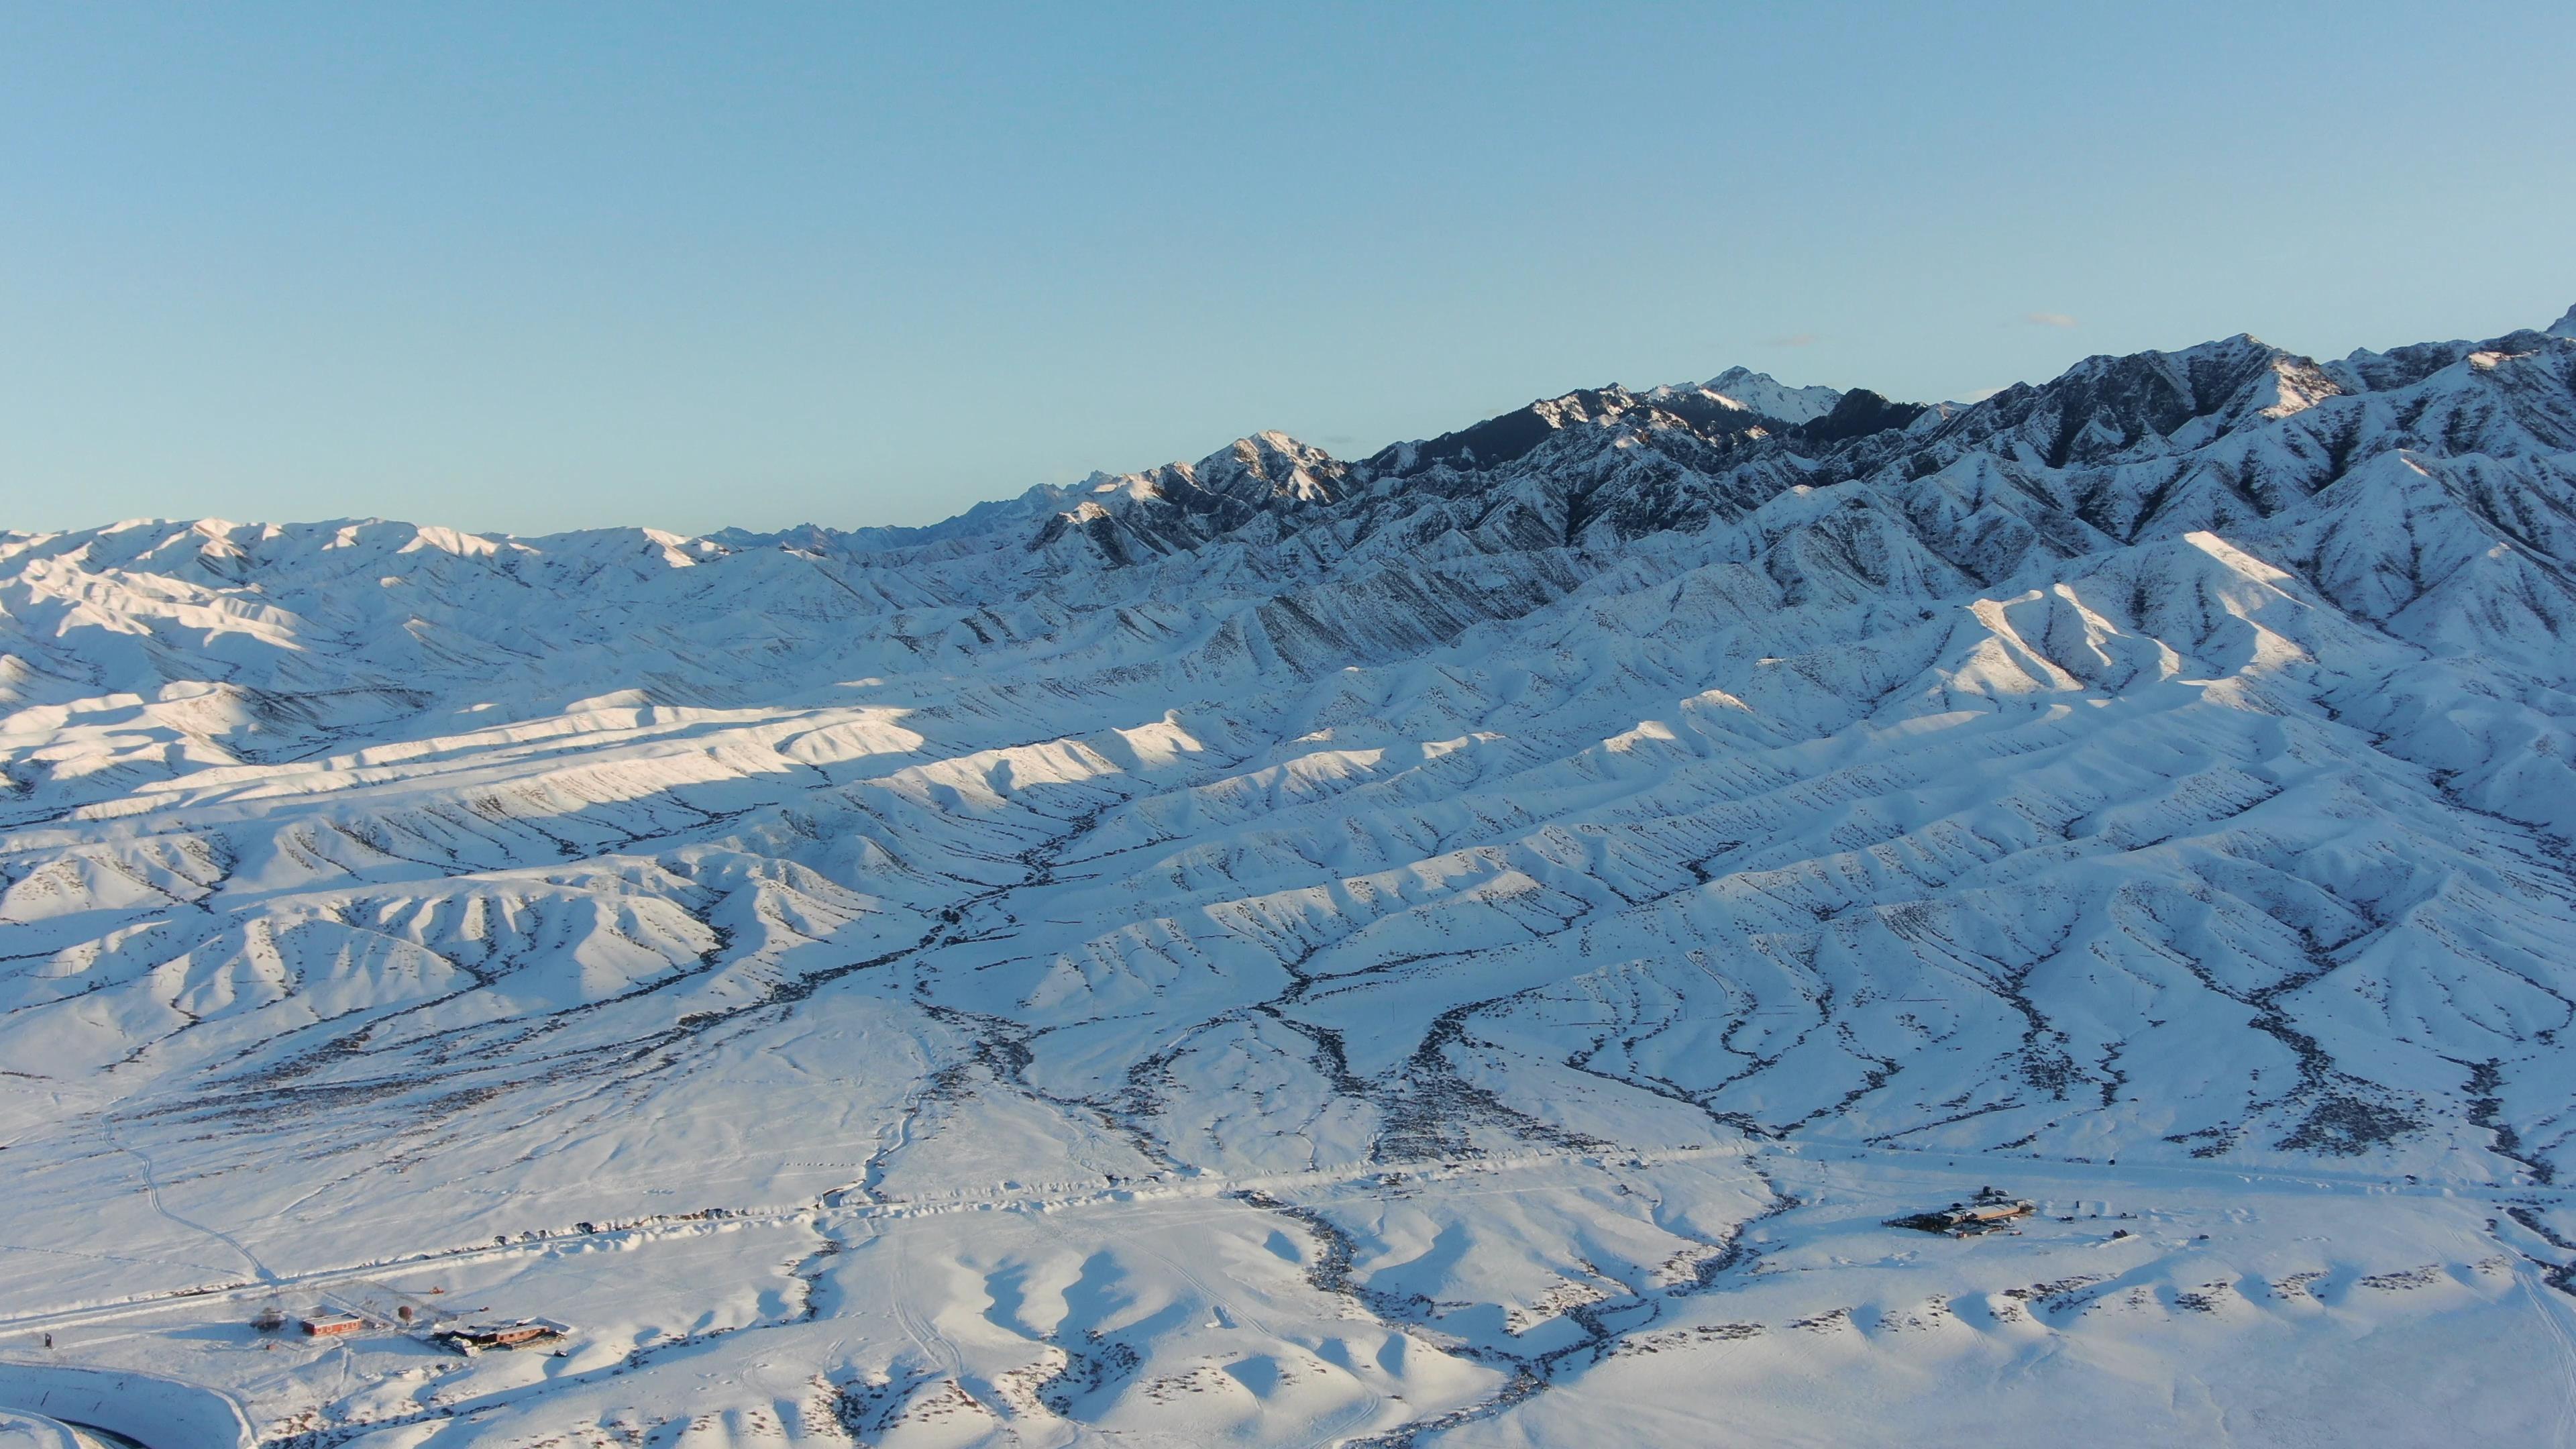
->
[[1764, 332, 1819, 347], [2026, 311, 2080, 328]]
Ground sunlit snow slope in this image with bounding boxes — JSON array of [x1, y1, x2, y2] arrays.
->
[[5, 319, 2576, 1447]]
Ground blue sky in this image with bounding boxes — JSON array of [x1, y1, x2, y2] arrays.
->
[[3, 2, 2569, 535]]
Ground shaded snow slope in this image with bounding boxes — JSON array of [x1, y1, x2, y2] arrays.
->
[[4, 313, 2575, 1446]]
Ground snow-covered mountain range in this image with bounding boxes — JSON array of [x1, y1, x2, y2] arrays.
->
[[5, 308, 2575, 1446]]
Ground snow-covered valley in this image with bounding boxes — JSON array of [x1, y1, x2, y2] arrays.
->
[[5, 311, 2576, 1446]]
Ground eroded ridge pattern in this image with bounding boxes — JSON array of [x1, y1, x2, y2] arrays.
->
[[4, 311, 2576, 1446]]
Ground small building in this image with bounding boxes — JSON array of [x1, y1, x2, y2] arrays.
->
[[1888, 1191, 2037, 1238], [1935, 1200, 2035, 1234], [432, 1318, 568, 1354], [301, 1313, 368, 1337]]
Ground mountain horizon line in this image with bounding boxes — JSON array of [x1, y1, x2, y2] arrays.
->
[[21, 302, 2574, 544]]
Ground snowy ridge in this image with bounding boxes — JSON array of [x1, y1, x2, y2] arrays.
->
[[4, 311, 2576, 1445], [1672, 364, 1844, 423]]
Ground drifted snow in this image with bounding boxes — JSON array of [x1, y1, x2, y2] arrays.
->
[[3, 311, 2576, 1445]]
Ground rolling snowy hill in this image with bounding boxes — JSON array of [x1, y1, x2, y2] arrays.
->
[[4, 316, 2575, 1446]]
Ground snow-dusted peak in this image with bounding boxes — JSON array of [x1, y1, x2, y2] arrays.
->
[[2549, 303, 2576, 339], [1079, 432, 1352, 513], [2241, 349, 2343, 421], [1020, 431, 1357, 564], [1200, 430, 1348, 505], [1695, 365, 1843, 423]]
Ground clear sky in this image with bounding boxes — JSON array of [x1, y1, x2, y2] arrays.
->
[[3, 2, 2570, 537]]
